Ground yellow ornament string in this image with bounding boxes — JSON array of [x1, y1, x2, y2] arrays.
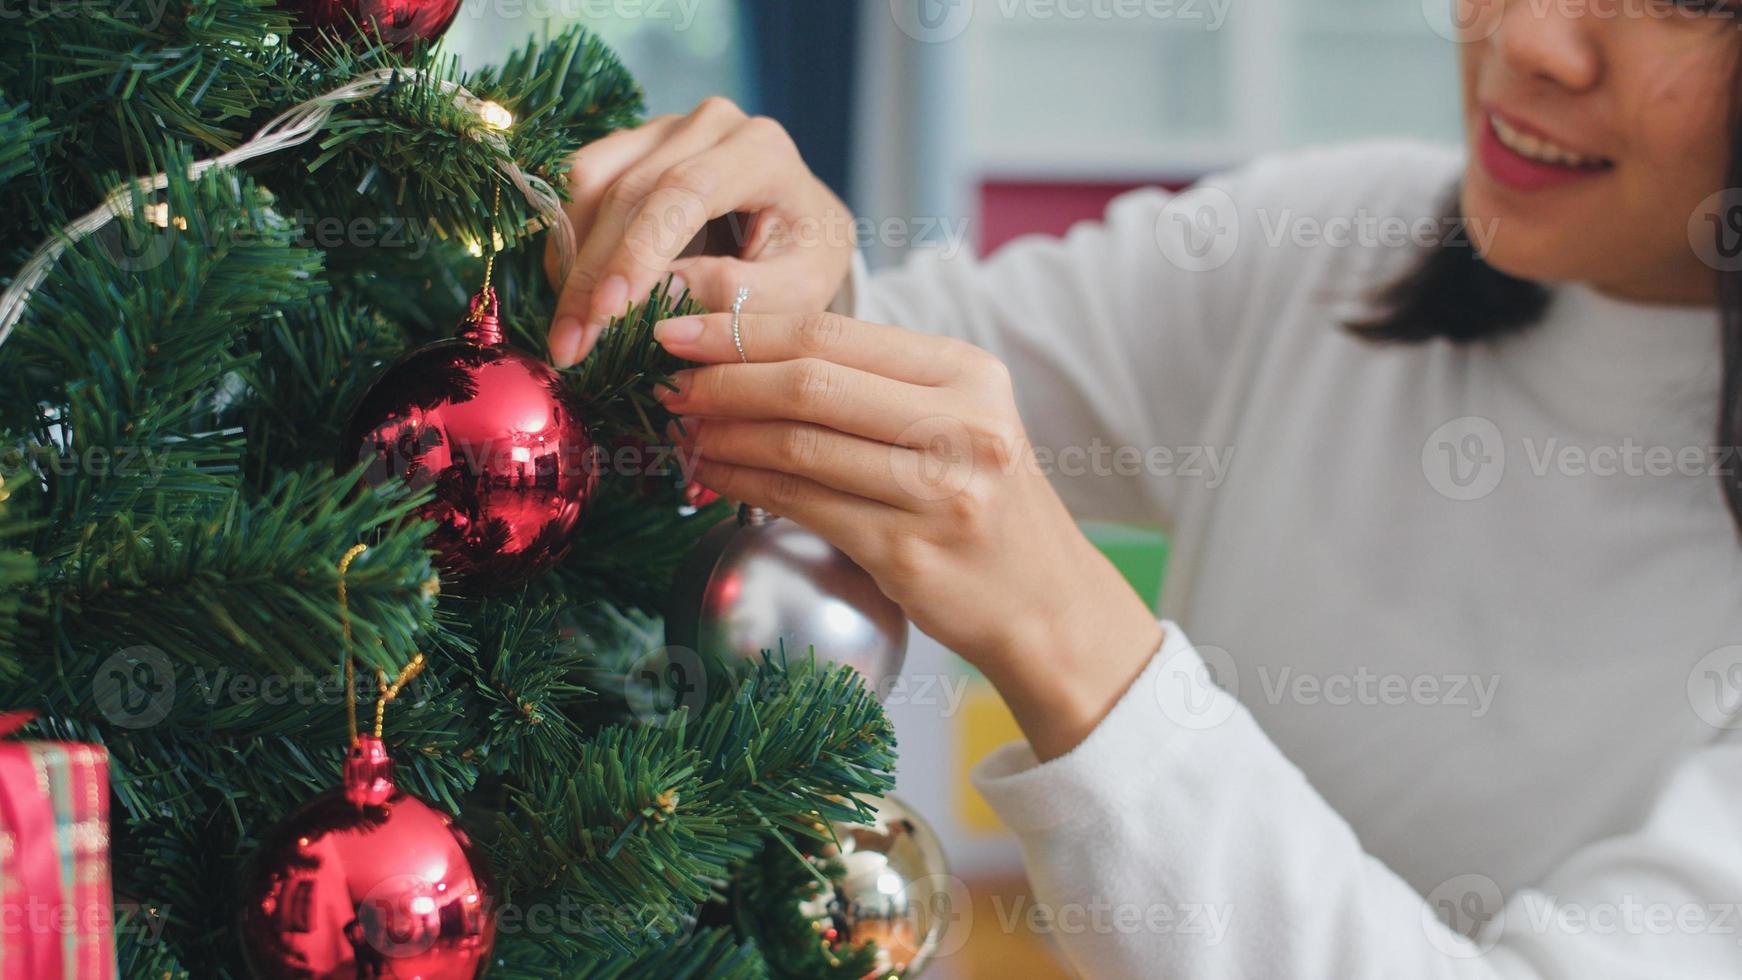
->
[[469, 182, 504, 320], [336, 543, 427, 745], [374, 655, 427, 740], [337, 543, 369, 746], [483, 182, 501, 296]]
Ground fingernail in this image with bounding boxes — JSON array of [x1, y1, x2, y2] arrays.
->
[[668, 275, 690, 300], [654, 316, 704, 345], [666, 416, 696, 441], [550, 316, 585, 368], [587, 275, 629, 332]]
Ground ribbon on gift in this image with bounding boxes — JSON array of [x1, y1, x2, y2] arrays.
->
[[0, 714, 115, 980]]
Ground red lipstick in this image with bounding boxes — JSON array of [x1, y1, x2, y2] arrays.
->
[[1476, 111, 1612, 192]]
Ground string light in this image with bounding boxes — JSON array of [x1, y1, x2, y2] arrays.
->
[[0, 69, 572, 351], [479, 101, 513, 131], [141, 203, 187, 230], [465, 230, 505, 257]]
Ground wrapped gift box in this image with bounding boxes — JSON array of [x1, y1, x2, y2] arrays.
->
[[0, 713, 116, 980]]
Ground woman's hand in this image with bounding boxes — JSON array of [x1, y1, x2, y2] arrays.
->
[[544, 97, 855, 367], [654, 310, 1166, 760]]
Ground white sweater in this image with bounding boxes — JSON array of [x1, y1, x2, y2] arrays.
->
[[844, 142, 1742, 979]]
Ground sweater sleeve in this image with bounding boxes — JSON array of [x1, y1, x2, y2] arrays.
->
[[835, 142, 1463, 531], [973, 623, 1742, 979]]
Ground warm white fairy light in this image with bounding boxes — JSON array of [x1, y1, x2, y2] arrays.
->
[[479, 102, 513, 131], [465, 230, 507, 257], [141, 203, 187, 230]]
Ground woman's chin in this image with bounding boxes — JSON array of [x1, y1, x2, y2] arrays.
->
[[1459, 185, 1584, 285]]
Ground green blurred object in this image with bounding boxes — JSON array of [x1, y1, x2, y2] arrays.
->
[[1083, 521, 1170, 606]]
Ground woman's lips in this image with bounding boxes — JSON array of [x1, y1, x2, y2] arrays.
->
[[1476, 112, 1614, 192]]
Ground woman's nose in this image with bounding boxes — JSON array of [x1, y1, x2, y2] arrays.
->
[[1489, 0, 1603, 92]]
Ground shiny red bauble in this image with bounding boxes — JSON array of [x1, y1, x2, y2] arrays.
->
[[684, 481, 719, 509], [239, 737, 497, 980], [280, 0, 461, 52], [340, 292, 598, 592]]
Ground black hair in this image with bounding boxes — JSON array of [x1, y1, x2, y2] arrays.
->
[[1350, 188, 1742, 536]]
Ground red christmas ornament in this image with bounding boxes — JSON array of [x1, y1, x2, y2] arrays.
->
[[238, 736, 497, 980], [280, 0, 462, 52], [340, 291, 598, 592], [684, 481, 719, 509]]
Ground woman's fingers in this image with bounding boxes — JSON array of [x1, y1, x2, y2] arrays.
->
[[541, 116, 681, 290], [564, 120, 799, 356], [654, 311, 982, 388], [686, 457, 893, 561], [551, 102, 800, 367], [550, 99, 748, 364], [654, 358, 961, 445], [663, 255, 756, 315], [674, 418, 937, 511], [595, 118, 804, 312], [658, 359, 953, 446]]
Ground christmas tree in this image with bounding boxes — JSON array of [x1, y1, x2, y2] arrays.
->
[[0, 6, 909, 977]]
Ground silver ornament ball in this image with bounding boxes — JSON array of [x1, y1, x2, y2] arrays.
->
[[665, 505, 908, 691], [803, 795, 954, 978]]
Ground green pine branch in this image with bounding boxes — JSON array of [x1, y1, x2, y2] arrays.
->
[[692, 656, 898, 840], [0, 0, 298, 245], [0, 153, 322, 539], [480, 718, 746, 953], [43, 466, 438, 688], [235, 293, 409, 489], [490, 925, 767, 980], [0, 96, 51, 187], [0, 464, 36, 682]]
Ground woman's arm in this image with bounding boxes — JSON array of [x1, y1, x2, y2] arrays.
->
[[975, 622, 1742, 979], [651, 304, 1742, 977]]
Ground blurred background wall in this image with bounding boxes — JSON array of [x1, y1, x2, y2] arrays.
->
[[450, 3, 1462, 975]]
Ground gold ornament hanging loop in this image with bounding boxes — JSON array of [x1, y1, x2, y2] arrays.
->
[[337, 543, 428, 745], [483, 182, 501, 296], [374, 655, 427, 739], [338, 543, 369, 746], [469, 182, 504, 323]]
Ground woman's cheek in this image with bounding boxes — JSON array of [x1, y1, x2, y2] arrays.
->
[[1632, 41, 1734, 207]]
